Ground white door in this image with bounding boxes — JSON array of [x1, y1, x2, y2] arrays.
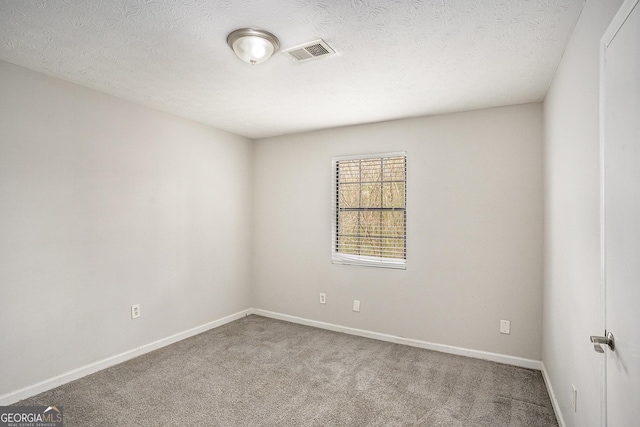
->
[[600, 0, 640, 425]]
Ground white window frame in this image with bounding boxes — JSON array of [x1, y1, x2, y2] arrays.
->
[[331, 151, 407, 270]]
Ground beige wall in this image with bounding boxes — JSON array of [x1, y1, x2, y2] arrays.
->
[[253, 103, 544, 360], [0, 60, 254, 396], [542, 0, 624, 425], [1, 46, 552, 400]]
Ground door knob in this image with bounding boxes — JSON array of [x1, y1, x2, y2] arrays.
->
[[590, 331, 615, 353]]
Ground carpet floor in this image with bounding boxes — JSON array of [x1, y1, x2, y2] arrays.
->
[[17, 315, 558, 426]]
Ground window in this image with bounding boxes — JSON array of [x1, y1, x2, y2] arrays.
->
[[332, 152, 406, 269]]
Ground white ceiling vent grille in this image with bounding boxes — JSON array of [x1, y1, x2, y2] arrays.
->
[[282, 39, 336, 63]]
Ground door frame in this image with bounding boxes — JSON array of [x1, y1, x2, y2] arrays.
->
[[599, 1, 639, 425]]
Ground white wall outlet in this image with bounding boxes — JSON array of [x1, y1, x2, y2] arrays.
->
[[500, 319, 511, 334], [353, 300, 361, 312], [572, 384, 577, 412], [131, 304, 140, 319], [319, 293, 326, 304]]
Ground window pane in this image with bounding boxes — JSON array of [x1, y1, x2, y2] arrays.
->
[[383, 157, 405, 181], [338, 211, 359, 237], [380, 237, 404, 259], [382, 182, 405, 208], [360, 158, 382, 182], [339, 183, 360, 208], [381, 211, 404, 237], [360, 237, 381, 256], [339, 160, 360, 183], [359, 211, 381, 237], [340, 236, 360, 255], [360, 182, 381, 208]]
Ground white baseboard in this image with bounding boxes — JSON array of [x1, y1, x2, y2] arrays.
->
[[541, 362, 566, 427], [1, 308, 543, 406], [252, 309, 542, 371], [0, 309, 251, 406]]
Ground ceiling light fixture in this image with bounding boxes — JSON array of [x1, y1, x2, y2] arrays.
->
[[227, 28, 280, 65]]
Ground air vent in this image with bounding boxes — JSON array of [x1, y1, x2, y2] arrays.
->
[[282, 39, 336, 63]]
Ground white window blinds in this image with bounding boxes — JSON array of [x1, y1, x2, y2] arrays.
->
[[332, 152, 406, 269]]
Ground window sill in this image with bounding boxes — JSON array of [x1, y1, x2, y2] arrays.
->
[[331, 253, 406, 270]]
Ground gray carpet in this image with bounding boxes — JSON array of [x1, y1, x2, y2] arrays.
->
[[16, 315, 558, 426]]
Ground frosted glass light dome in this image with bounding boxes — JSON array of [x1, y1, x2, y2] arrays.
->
[[227, 28, 280, 65]]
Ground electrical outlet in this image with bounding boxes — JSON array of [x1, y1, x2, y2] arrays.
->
[[131, 304, 140, 319], [572, 384, 577, 412], [353, 300, 361, 312], [319, 293, 326, 304], [500, 319, 511, 334]]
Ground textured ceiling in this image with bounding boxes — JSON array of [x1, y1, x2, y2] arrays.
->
[[0, 0, 584, 139]]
